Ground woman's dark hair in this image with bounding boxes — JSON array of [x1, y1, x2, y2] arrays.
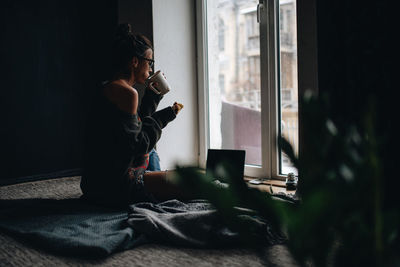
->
[[110, 23, 153, 76]]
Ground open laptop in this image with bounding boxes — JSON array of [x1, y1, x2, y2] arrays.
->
[[205, 149, 246, 185]]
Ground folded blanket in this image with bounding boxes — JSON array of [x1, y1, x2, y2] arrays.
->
[[0, 198, 284, 257]]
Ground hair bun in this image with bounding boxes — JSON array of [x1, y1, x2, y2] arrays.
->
[[116, 23, 132, 38]]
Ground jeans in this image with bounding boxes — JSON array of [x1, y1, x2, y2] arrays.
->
[[147, 148, 161, 171]]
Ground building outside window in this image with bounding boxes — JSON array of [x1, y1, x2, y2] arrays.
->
[[218, 18, 225, 51]]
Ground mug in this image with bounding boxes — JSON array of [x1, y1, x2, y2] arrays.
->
[[146, 70, 170, 95]]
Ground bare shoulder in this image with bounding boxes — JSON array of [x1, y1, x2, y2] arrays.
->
[[104, 81, 138, 99], [103, 81, 138, 115]]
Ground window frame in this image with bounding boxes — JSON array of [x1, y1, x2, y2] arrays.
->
[[196, 0, 288, 180]]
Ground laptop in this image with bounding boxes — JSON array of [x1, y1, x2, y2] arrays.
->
[[205, 149, 246, 184]]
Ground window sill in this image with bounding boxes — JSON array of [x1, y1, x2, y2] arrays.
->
[[197, 169, 296, 195], [244, 177, 296, 195]]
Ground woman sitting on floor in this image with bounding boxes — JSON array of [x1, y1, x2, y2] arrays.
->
[[81, 23, 186, 206]]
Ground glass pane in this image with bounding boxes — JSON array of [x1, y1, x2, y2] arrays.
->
[[279, 0, 298, 175], [206, 0, 261, 166]]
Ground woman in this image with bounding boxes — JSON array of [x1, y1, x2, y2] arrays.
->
[[81, 24, 185, 206]]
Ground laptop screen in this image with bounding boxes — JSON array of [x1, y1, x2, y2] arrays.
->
[[205, 149, 246, 183]]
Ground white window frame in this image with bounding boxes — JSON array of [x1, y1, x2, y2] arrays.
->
[[196, 0, 287, 180]]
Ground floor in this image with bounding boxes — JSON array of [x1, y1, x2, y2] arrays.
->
[[0, 176, 300, 267]]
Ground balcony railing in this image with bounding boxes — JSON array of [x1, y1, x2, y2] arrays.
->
[[220, 100, 299, 166]]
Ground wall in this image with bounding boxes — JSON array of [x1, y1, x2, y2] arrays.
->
[[118, 0, 153, 42], [296, 0, 318, 162], [0, 0, 118, 184], [152, 0, 199, 169], [0, 0, 154, 185], [313, 1, 397, 206]]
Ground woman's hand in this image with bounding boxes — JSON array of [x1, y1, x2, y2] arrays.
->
[[172, 102, 184, 115], [148, 73, 166, 91]]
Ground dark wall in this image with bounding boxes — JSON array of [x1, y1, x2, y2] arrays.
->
[[118, 0, 153, 42], [313, 1, 396, 205], [315, 1, 395, 128], [0, 0, 153, 184]]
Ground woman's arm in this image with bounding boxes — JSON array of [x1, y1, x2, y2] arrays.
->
[[121, 107, 176, 156], [103, 83, 161, 156], [110, 85, 178, 157], [138, 88, 163, 118]]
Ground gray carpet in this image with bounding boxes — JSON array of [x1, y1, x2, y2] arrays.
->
[[0, 176, 299, 267]]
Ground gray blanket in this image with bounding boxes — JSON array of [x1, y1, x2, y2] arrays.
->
[[127, 199, 284, 248], [0, 198, 284, 257], [0, 199, 144, 257]]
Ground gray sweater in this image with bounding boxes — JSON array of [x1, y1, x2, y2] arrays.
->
[[81, 85, 176, 206]]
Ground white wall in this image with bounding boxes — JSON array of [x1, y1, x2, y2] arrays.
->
[[152, 0, 198, 170]]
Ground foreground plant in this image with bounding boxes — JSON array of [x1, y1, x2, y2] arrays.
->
[[174, 91, 399, 267]]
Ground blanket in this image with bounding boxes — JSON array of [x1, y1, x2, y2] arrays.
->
[[127, 199, 285, 248], [0, 198, 144, 257], [0, 198, 284, 257]]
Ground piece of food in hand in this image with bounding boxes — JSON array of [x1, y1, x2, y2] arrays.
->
[[173, 102, 184, 114], [175, 102, 184, 110]]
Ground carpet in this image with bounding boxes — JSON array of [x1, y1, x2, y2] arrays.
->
[[0, 176, 299, 266]]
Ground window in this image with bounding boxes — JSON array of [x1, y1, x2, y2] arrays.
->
[[278, 0, 298, 175], [197, 0, 298, 178], [245, 11, 259, 50], [218, 18, 225, 51], [219, 74, 225, 94]]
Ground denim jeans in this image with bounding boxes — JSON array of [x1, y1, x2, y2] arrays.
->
[[147, 148, 161, 171]]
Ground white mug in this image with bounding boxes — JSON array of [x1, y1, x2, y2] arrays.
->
[[146, 70, 170, 95]]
